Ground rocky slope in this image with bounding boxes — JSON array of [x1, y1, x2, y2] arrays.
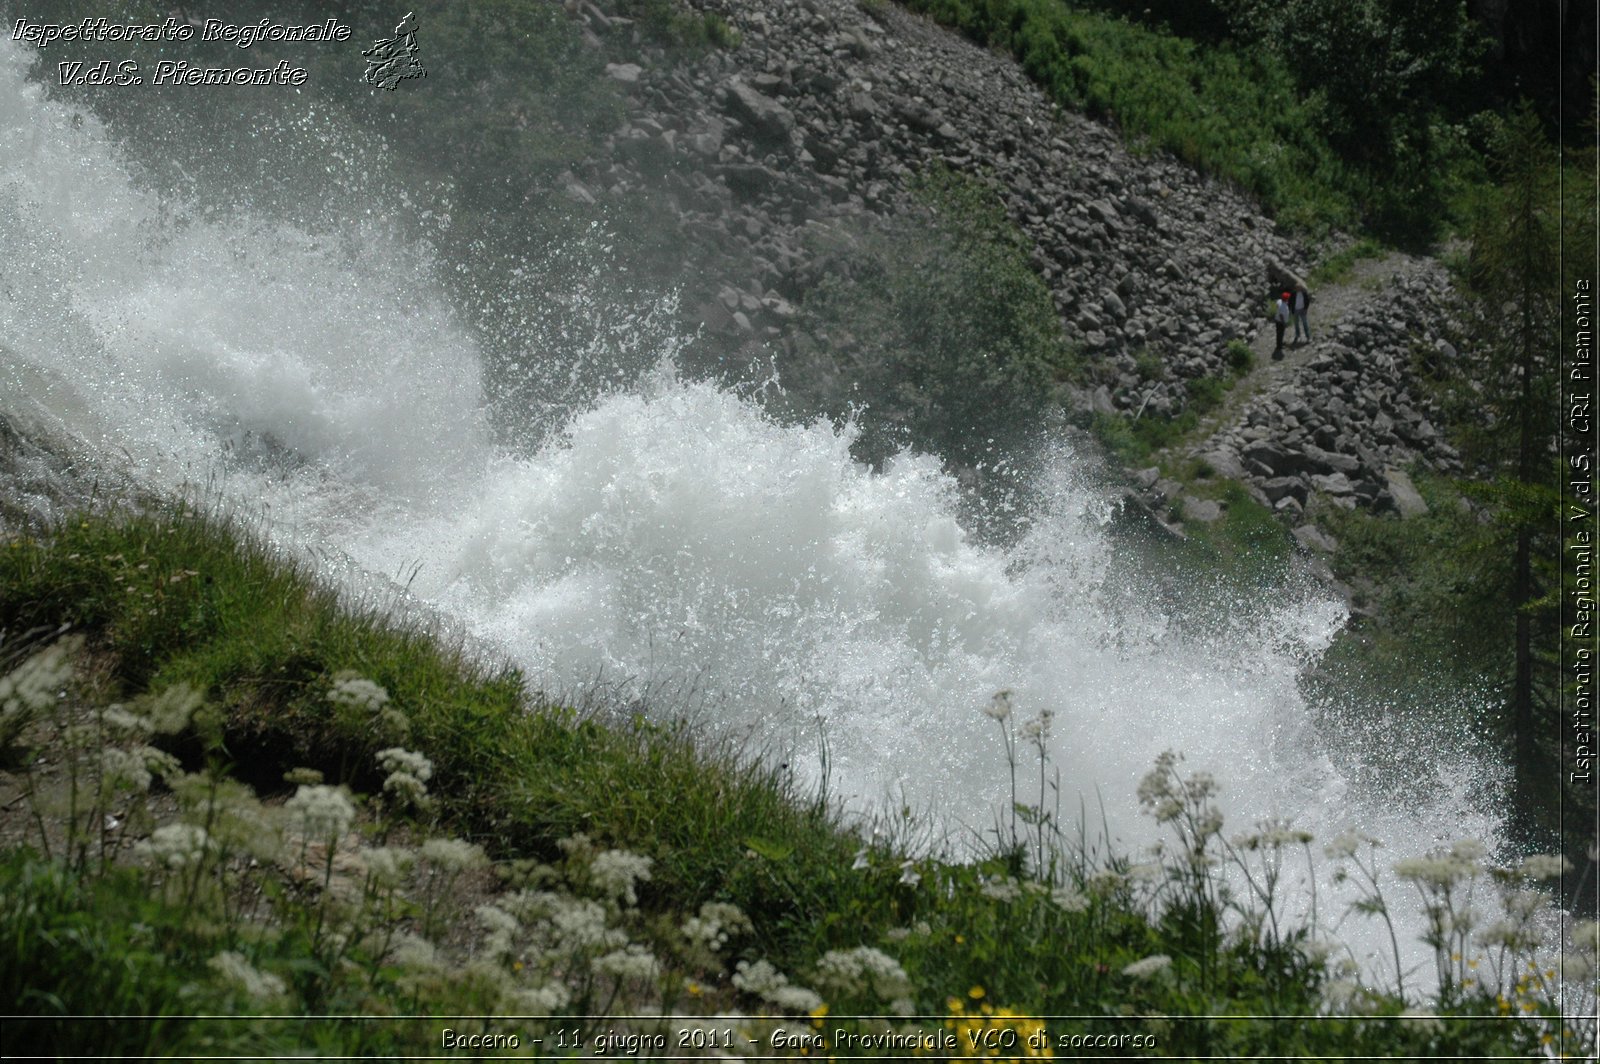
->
[[561, 0, 1465, 538]]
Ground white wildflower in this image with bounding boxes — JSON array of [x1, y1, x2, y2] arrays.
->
[[732, 960, 823, 1013], [510, 983, 571, 1013], [1517, 854, 1571, 881], [420, 836, 487, 873], [145, 684, 203, 735], [208, 950, 285, 1001], [476, 903, 520, 938], [984, 690, 1013, 722], [593, 943, 661, 982], [1050, 885, 1089, 912], [376, 746, 433, 798], [477, 904, 521, 959], [1121, 954, 1171, 979], [173, 776, 278, 860], [767, 984, 825, 1013], [682, 901, 751, 953], [1394, 842, 1484, 890], [137, 823, 211, 870], [898, 860, 920, 887], [980, 877, 1023, 902], [359, 845, 416, 888], [814, 946, 911, 1000], [1323, 829, 1380, 860], [101, 705, 152, 738], [1019, 709, 1053, 746], [557, 832, 594, 859], [1477, 917, 1540, 952], [284, 784, 356, 842], [1194, 810, 1224, 840], [542, 895, 626, 951], [100, 747, 153, 793], [732, 959, 787, 996], [1573, 919, 1600, 957], [388, 931, 443, 973], [0, 637, 79, 723], [1235, 821, 1313, 851], [1184, 771, 1218, 803], [851, 847, 870, 871], [589, 849, 653, 906], [328, 673, 390, 712], [1561, 953, 1597, 985]]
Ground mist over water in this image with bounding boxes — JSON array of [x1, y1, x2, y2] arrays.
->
[[0, 39, 1512, 986]]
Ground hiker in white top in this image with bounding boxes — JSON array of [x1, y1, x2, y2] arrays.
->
[[1293, 285, 1313, 344], [1273, 291, 1291, 360]]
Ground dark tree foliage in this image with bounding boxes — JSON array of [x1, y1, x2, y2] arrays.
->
[[1454, 103, 1566, 850]]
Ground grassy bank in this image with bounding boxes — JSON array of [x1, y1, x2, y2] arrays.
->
[[0, 502, 1593, 1058], [893, 0, 1486, 243]]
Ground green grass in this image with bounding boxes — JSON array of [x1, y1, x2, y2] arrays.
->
[[0, 503, 1590, 1059], [1308, 237, 1387, 288], [0, 504, 855, 951]]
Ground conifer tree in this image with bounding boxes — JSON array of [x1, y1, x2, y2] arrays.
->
[[1459, 103, 1563, 842]]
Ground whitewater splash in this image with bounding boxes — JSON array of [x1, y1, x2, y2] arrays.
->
[[0, 39, 1510, 985]]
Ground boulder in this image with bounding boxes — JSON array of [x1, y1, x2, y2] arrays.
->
[[1384, 469, 1429, 518], [1293, 525, 1338, 553], [1181, 496, 1224, 523], [723, 80, 796, 144]]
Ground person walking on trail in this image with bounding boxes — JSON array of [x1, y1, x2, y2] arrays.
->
[[1293, 284, 1313, 344], [1273, 291, 1291, 360]]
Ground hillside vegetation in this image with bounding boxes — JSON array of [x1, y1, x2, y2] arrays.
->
[[1, 505, 1594, 1058], [899, 0, 1490, 245]]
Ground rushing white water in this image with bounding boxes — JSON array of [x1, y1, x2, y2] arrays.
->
[[0, 39, 1519, 989]]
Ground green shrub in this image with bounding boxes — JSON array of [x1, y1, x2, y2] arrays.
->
[[1225, 339, 1254, 375], [793, 169, 1080, 466]]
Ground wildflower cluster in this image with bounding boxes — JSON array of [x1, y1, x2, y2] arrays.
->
[[814, 945, 914, 1010], [0, 636, 80, 746], [327, 670, 409, 744], [732, 958, 824, 1014]]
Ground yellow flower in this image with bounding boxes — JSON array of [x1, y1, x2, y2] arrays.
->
[[969, 985, 986, 999], [687, 981, 701, 997]]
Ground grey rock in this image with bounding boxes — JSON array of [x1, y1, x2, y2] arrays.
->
[[1181, 496, 1224, 523], [1301, 444, 1361, 475], [1260, 476, 1307, 504], [724, 80, 796, 143], [1293, 525, 1338, 553], [1384, 469, 1429, 518], [1309, 472, 1354, 495]]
